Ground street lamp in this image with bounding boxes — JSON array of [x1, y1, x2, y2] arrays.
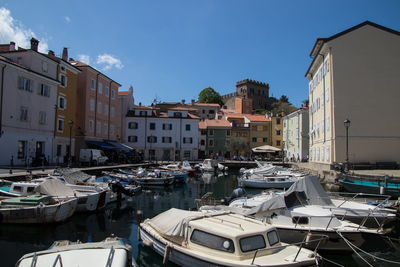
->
[[344, 119, 351, 172], [68, 120, 74, 167]]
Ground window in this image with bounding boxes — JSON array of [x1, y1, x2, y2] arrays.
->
[[104, 123, 108, 134], [89, 120, 94, 132], [191, 230, 234, 253], [57, 119, 64, 132], [39, 111, 46, 125], [128, 136, 138, 142], [147, 136, 157, 143], [276, 130, 281, 136], [326, 117, 330, 132], [128, 122, 138, 129], [263, 137, 268, 142], [292, 216, 309, 225], [276, 118, 281, 125], [139, 111, 147, 116], [111, 107, 115, 117], [58, 96, 66, 110], [104, 104, 109, 116], [184, 150, 191, 159], [209, 139, 214, 147], [110, 124, 114, 136], [111, 89, 115, 99], [91, 79, 95, 90], [240, 235, 266, 252], [252, 137, 257, 142], [90, 99, 95, 111], [326, 146, 330, 161], [97, 102, 102, 114], [105, 87, 109, 97], [149, 122, 156, 130], [174, 112, 182, 118], [42, 61, 48, 72], [209, 129, 213, 136], [200, 140, 205, 146], [226, 130, 231, 136], [276, 140, 281, 146], [20, 106, 28, 121], [98, 82, 103, 94], [321, 147, 325, 161], [39, 84, 50, 97], [17, 141, 27, 159], [162, 136, 172, 143], [242, 132, 248, 137], [185, 124, 191, 131], [97, 122, 101, 134], [201, 129, 207, 135], [18, 77, 32, 92], [252, 125, 257, 131], [267, 231, 279, 246], [163, 123, 172, 130], [56, 144, 62, 157], [183, 137, 193, 144], [60, 74, 67, 87], [209, 110, 215, 114], [235, 132, 240, 137], [326, 88, 330, 102], [263, 126, 268, 131]]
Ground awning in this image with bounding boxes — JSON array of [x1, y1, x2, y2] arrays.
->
[[105, 141, 134, 151], [86, 141, 116, 150], [252, 145, 281, 153]]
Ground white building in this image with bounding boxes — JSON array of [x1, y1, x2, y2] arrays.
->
[[282, 107, 309, 162], [306, 21, 400, 169], [125, 106, 199, 161], [0, 39, 59, 166]]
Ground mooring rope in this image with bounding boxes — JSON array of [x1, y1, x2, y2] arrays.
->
[[336, 231, 400, 265], [317, 255, 344, 267]]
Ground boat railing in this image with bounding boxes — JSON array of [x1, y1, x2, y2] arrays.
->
[[250, 234, 327, 264], [105, 246, 115, 267], [206, 217, 244, 231]]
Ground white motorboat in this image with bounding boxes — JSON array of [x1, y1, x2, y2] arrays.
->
[[16, 236, 135, 267], [139, 208, 319, 266], [196, 159, 228, 172], [0, 195, 77, 224], [237, 173, 299, 189], [209, 176, 390, 251], [232, 176, 397, 228]]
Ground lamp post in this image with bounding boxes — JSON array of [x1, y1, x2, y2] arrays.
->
[[344, 119, 351, 172], [68, 120, 74, 167]]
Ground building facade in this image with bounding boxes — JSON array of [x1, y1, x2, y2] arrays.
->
[[306, 21, 400, 168], [125, 106, 199, 161], [199, 119, 231, 159], [118, 86, 135, 145], [271, 116, 283, 149], [70, 60, 121, 159], [283, 107, 309, 162], [223, 113, 250, 158], [0, 39, 59, 165], [244, 114, 271, 149]]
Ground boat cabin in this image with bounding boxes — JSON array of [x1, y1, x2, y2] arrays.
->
[[8, 182, 38, 196]]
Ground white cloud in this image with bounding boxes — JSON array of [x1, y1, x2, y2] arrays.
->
[[65, 16, 71, 23], [96, 54, 124, 71], [77, 54, 90, 65], [0, 7, 49, 53]]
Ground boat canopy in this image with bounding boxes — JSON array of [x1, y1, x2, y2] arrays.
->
[[245, 176, 333, 215], [34, 179, 75, 197], [146, 208, 228, 239]]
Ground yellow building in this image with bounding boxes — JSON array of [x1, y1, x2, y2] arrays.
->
[[244, 114, 271, 149], [49, 48, 80, 164], [271, 116, 283, 149], [224, 113, 250, 157]]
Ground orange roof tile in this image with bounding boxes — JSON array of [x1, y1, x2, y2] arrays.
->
[[199, 119, 231, 129], [192, 103, 220, 107], [118, 91, 130, 96], [244, 114, 271, 122]]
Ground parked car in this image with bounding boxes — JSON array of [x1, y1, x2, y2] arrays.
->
[[79, 149, 108, 165]]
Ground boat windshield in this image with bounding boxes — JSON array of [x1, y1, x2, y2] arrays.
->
[[284, 191, 308, 208], [190, 229, 235, 253], [239, 235, 266, 252], [267, 230, 279, 246]]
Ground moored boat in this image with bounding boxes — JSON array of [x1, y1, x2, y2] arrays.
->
[[139, 208, 319, 266], [15, 236, 135, 267]]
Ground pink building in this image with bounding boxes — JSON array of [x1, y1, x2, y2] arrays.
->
[[69, 60, 121, 156]]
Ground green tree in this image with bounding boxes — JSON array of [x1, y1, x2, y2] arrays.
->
[[280, 95, 290, 104], [198, 87, 224, 105]]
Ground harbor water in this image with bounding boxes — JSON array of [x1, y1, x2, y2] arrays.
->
[[2, 171, 400, 266]]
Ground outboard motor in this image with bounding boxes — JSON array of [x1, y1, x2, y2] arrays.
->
[[222, 188, 247, 205]]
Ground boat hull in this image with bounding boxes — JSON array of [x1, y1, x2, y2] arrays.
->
[[238, 178, 295, 189], [339, 179, 400, 198]]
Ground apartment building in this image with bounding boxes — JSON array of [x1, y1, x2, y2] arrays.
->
[[199, 119, 231, 159], [271, 116, 283, 149], [244, 114, 271, 149], [306, 21, 400, 168], [222, 112, 250, 158], [0, 39, 59, 165], [125, 106, 199, 161], [283, 107, 309, 162], [70, 60, 121, 158], [118, 86, 135, 144]]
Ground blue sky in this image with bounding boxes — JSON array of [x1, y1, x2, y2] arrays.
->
[[1, 0, 399, 107]]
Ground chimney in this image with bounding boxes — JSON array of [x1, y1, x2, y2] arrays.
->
[[9, 42, 15, 51], [48, 50, 55, 56], [30, 38, 39, 52], [191, 99, 195, 105], [62, 47, 68, 61], [139, 102, 142, 106], [181, 99, 185, 105]]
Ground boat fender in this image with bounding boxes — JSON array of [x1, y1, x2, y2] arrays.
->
[[305, 232, 312, 245], [143, 239, 153, 247], [163, 245, 171, 265]]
